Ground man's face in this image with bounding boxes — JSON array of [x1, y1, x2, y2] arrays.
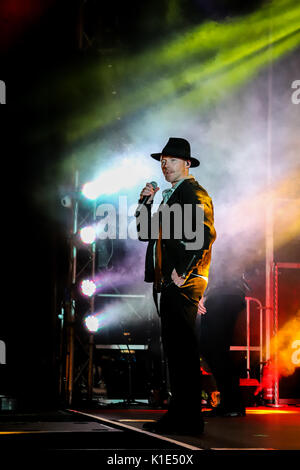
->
[[160, 155, 190, 185]]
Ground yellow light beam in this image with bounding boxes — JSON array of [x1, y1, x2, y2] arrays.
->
[[64, 9, 300, 142]]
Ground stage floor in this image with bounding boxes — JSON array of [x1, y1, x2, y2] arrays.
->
[[0, 405, 299, 462], [70, 405, 300, 451]]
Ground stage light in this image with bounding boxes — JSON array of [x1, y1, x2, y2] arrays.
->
[[60, 195, 72, 208], [80, 225, 97, 244], [82, 157, 153, 200], [80, 279, 97, 297], [84, 314, 100, 333], [84, 311, 111, 333], [81, 181, 100, 201]]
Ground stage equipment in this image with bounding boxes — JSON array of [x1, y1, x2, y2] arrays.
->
[[94, 344, 149, 401], [80, 279, 97, 297], [230, 296, 264, 379], [273, 262, 300, 405], [227, 296, 265, 405], [60, 170, 98, 405], [80, 225, 97, 244], [61, 195, 72, 208], [84, 315, 100, 333]]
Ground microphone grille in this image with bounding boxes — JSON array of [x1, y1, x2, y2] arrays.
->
[[150, 181, 158, 190]]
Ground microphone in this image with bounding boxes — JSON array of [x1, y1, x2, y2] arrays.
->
[[135, 181, 158, 217]]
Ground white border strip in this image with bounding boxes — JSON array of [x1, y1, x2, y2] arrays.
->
[[68, 409, 202, 451]]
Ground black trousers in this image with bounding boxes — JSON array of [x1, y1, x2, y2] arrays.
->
[[159, 278, 207, 417], [197, 292, 246, 411]]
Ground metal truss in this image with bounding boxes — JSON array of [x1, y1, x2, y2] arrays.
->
[[59, 170, 97, 406]]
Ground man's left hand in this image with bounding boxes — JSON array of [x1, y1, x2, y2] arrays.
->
[[197, 296, 207, 315], [171, 268, 186, 287]]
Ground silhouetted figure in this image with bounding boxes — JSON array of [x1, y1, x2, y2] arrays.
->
[[197, 274, 249, 416]]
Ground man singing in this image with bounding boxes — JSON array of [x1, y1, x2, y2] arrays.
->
[[136, 137, 216, 435]]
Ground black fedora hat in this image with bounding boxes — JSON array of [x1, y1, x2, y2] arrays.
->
[[151, 137, 200, 168]]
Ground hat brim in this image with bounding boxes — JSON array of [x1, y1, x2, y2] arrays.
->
[[150, 153, 200, 168]]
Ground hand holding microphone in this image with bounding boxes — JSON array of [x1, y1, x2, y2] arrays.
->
[[135, 181, 159, 217], [139, 181, 159, 203]]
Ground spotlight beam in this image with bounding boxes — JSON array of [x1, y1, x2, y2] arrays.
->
[[62, 1, 300, 142], [28, 0, 300, 146]]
